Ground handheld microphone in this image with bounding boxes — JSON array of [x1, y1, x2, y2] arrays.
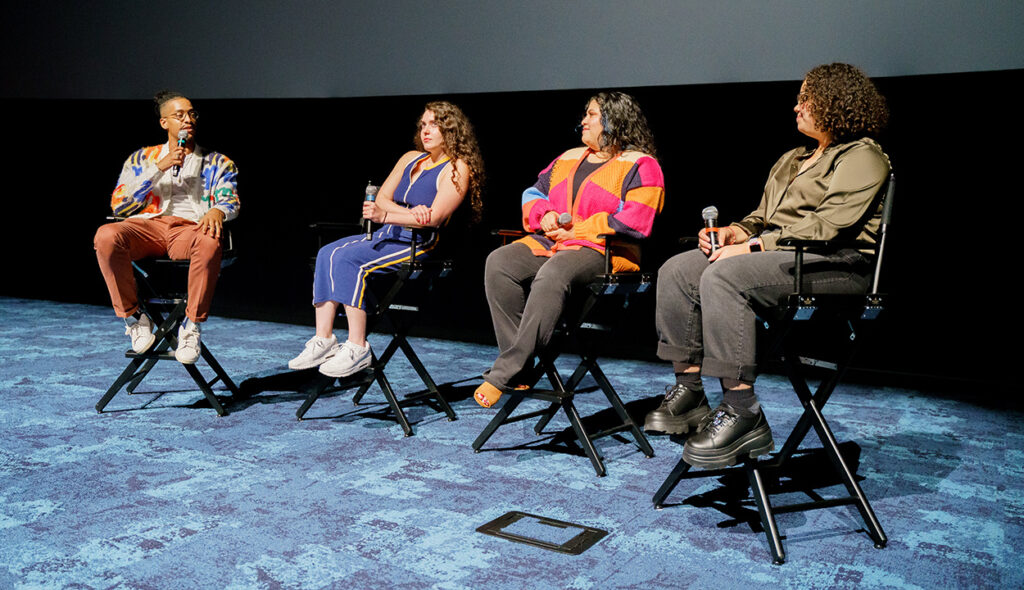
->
[[172, 128, 188, 177], [702, 206, 720, 253], [557, 212, 573, 227], [574, 124, 583, 134], [364, 181, 379, 240]]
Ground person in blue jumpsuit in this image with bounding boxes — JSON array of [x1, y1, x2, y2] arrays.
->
[[289, 101, 484, 377]]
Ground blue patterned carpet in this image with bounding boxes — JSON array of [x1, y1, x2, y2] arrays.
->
[[1, 297, 1021, 589]]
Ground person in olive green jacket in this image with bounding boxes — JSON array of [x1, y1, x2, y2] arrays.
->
[[644, 63, 891, 470]]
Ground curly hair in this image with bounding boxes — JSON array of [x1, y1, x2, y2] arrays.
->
[[588, 91, 657, 157], [413, 101, 486, 223], [803, 63, 889, 143]]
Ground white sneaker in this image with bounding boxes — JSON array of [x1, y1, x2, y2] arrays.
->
[[318, 340, 372, 378], [175, 323, 202, 364], [125, 314, 155, 354], [288, 335, 338, 370]]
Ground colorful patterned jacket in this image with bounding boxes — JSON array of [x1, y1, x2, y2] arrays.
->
[[111, 143, 240, 221], [518, 147, 664, 271]]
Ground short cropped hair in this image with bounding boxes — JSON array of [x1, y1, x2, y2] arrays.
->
[[153, 90, 188, 117]]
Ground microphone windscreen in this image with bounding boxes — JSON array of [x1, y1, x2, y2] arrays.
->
[[365, 184, 379, 197], [177, 129, 189, 140], [701, 206, 719, 221], [558, 212, 572, 226]]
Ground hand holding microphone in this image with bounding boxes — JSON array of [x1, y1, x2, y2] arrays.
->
[[172, 128, 188, 177], [363, 181, 379, 240], [540, 210, 573, 232], [701, 206, 720, 255]]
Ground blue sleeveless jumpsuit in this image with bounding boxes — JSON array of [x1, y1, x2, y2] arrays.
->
[[312, 153, 449, 310]]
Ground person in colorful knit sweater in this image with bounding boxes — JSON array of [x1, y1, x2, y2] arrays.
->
[[644, 63, 890, 470], [475, 91, 664, 408], [94, 90, 240, 364]]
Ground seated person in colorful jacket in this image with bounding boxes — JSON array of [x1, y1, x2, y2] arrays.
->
[[475, 91, 665, 407], [94, 90, 240, 364]]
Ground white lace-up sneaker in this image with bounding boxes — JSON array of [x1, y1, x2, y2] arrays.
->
[[125, 314, 155, 354], [175, 322, 202, 364], [288, 335, 339, 370], [318, 340, 372, 378]]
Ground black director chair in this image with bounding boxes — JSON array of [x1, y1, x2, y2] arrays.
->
[[295, 222, 457, 437], [652, 172, 896, 564], [95, 223, 240, 417], [472, 230, 655, 477]]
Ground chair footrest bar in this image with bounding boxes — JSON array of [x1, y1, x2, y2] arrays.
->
[[523, 389, 574, 402], [770, 496, 858, 515], [125, 350, 179, 360], [587, 423, 632, 441]]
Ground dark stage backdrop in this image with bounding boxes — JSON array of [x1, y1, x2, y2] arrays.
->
[[4, 1, 1021, 100], [4, 68, 1022, 388]]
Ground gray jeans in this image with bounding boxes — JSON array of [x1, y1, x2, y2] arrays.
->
[[656, 248, 871, 383], [483, 243, 606, 388]]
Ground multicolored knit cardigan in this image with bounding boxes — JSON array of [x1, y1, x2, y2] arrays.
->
[[518, 147, 664, 271]]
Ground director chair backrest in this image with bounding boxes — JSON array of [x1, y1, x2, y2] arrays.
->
[[295, 222, 457, 437], [471, 230, 655, 477]]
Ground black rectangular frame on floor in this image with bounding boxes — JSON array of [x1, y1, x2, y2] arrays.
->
[[476, 511, 609, 555]]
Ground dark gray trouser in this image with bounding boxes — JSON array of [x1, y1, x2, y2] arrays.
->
[[483, 243, 606, 388], [655, 248, 871, 386]]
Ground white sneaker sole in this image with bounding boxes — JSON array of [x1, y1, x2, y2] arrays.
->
[[132, 332, 156, 354], [288, 352, 336, 371], [318, 355, 372, 378], [175, 349, 200, 365]]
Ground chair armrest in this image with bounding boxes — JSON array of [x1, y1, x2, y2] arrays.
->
[[492, 228, 529, 245], [597, 233, 645, 275], [777, 237, 875, 251], [778, 237, 877, 295]]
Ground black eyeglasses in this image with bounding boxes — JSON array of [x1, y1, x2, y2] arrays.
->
[[163, 110, 199, 122]]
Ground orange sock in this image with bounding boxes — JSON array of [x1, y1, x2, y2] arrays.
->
[[474, 382, 503, 408]]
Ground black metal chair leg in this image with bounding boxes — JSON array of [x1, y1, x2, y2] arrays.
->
[[125, 357, 160, 394], [746, 461, 786, 565], [373, 370, 413, 436], [296, 375, 332, 420], [562, 398, 606, 477], [183, 363, 227, 416], [398, 338, 456, 421], [96, 358, 147, 412], [351, 351, 384, 405], [199, 342, 240, 396], [652, 456, 693, 508], [472, 395, 526, 451], [590, 359, 654, 457], [806, 397, 888, 547], [532, 401, 562, 434]]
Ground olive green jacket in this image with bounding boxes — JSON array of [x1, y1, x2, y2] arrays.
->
[[732, 138, 890, 252]]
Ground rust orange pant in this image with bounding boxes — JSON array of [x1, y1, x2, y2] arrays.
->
[[94, 216, 222, 322]]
